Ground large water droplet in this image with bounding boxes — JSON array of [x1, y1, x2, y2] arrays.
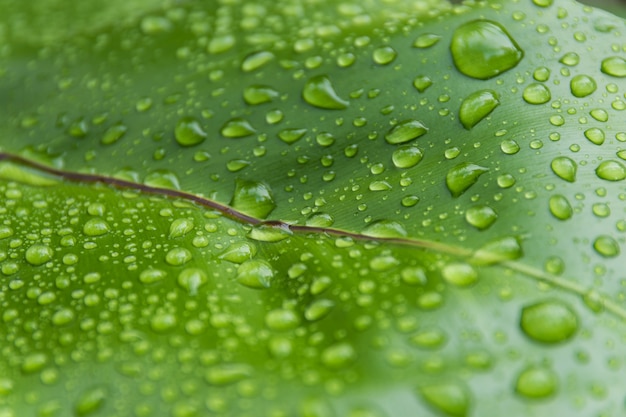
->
[[83, 218, 110, 236], [472, 236, 522, 265], [520, 300, 578, 343], [165, 247, 192, 266], [442, 263, 478, 287], [584, 128, 605, 145], [451, 20, 523, 80], [219, 242, 257, 263], [418, 382, 470, 417], [302, 75, 349, 110], [221, 118, 256, 138], [230, 179, 276, 218], [278, 128, 307, 144], [549, 195, 573, 220], [169, 218, 194, 239], [178, 268, 207, 295], [243, 85, 280, 105], [595, 160, 626, 181], [522, 83, 551, 104], [459, 90, 500, 129], [446, 163, 489, 197], [175, 117, 207, 146], [601, 56, 626, 78], [385, 120, 428, 144], [392, 146, 423, 168], [570, 75, 596, 98], [144, 170, 180, 189], [362, 220, 408, 238], [515, 366, 558, 399], [550, 156, 577, 182], [465, 205, 497, 230], [593, 235, 620, 257], [236, 260, 274, 289], [139, 268, 167, 284], [25, 244, 53, 266], [248, 223, 292, 242]]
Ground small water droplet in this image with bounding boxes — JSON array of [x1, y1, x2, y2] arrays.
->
[[242, 51, 274, 72], [515, 366, 558, 398], [243, 85, 279, 105], [442, 263, 478, 287], [559, 52, 579, 66], [522, 83, 551, 104], [413, 33, 441, 48], [220, 118, 256, 138], [520, 300, 578, 343], [177, 268, 207, 295], [595, 160, 626, 181], [304, 299, 335, 321], [601, 56, 626, 78], [372, 46, 397, 65], [418, 382, 470, 417], [230, 179, 276, 218], [385, 120, 428, 144], [451, 20, 523, 80], [101, 123, 128, 145], [74, 386, 107, 416], [550, 156, 577, 182], [302, 75, 349, 109], [459, 90, 500, 129], [445, 163, 489, 197], [278, 128, 307, 144], [208, 35, 235, 54], [413, 75, 433, 93], [549, 195, 573, 220], [472, 236, 522, 265], [25, 244, 53, 266], [410, 327, 447, 349], [500, 139, 520, 155], [465, 205, 497, 230], [165, 248, 192, 266], [265, 308, 300, 331], [175, 117, 207, 146], [305, 213, 335, 227], [593, 235, 620, 257], [237, 260, 274, 289], [139, 268, 167, 284], [140, 16, 172, 34], [570, 74, 597, 97]]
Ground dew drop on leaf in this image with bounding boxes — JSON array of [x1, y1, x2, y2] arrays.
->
[[401, 266, 428, 286], [74, 386, 107, 416], [522, 83, 551, 104], [140, 16, 172, 35], [548, 195, 573, 220], [595, 160, 626, 181], [593, 235, 620, 257], [241, 51, 274, 72], [230, 179, 276, 219], [570, 74, 597, 97], [236, 259, 274, 289], [24, 244, 53, 266], [559, 52, 579, 66], [321, 342, 356, 369], [601, 56, 626, 78], [165, 248, 192, 266], [248, 224, 292, 242], [465, 205, 498, 230], [138, 268, 167, 284], [218, 242, 257, 263], [220, 118, 256, 138], [392, 145, 423, 168], [472, 236, 523, 265], [584, 127, 605, 145], [451, 20, 523, 80], [418, 382, 470, 417], [278, 128, 307, 144], [243, 85, 280, 105], [101, 123, 128, 145], [177, 268, 207, 295], [174, 117, 207, 146], [168, 218, 194, 239], [304, 299, 335, 321], [410, 327, 447, 349], [515, 366, 558, 398], [265, 308, 300, 331], [362, 220, 408, 238], [520, 300, 578, 343], [83, 218, 110, 237], [302, 75, 349, 110], [385, 120, 428, 144], [445, 162, 489, 197], [413, 33, 441, 48], [205, 364, 252, 386], [550, 156, 577, 182], [305, 212, 335, 227], [413, 75, 433, 93], [143, 170, 180, 189], [459, 90, 500, 129], [442, 263, 478, 287]]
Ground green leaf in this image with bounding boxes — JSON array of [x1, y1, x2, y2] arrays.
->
[[1, 0, 626, 416]]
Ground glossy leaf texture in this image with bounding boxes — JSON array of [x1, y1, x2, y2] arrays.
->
[[1, 0, 626, 416]]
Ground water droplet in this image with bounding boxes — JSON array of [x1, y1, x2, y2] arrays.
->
[[401, 267, 427, 286], [368, 180, 392, 191], [230, 179, 275, 218], [442, 263, 478, 287], [595, 160, 626, 181], [520, 300, 578, 343], [208, 35, 235, 54], [178, 268, 207, 295], [500, 139, 520, 155], [410, 327, 447, 349], [321, 343, 356, 369], [418, 382, 470, 417], [305, 213, 335, 227], [83, 218, 110, 237], [451, 20, 523, 80], [459, 90, 500, 129], [220, 118, 256, 138], [265, 308, 299, 331], [151, 313, 176, 332], [465, 205, 497, 230], [243, 85, 279, 105], [559, 52, 579, 66], [584, 127, 605, 145], [316, 132, 336, 147], [169, 218, 194, 239], [139, 268, 167, 284], [278, 128, 307, 144], [549, 195, 573, 220], [25, 244, 53, 266], [165, 248, 192, 266], [299, 397, 335, 417], [248, 223, 292, 242], [372, 46, 397, 65], [242, 51, 274, 72], [533, 66, 550, 81], [413, 33, 441, 48], [590, 109, 608, 122], [385, 120, 428, 144], [472, 236, 523, 265], [413, 75, 433, 93], [593, 235, 620, 257], [570, 74, 596, 97], [236, 260, 274, 289], [592, 203, 610, 218], [140, 16, 172, 34], [392, 146, 423, 169], [304, 299, 335, 321], [219, 242, 257, 263], [550, 156, 577, 182], [446, 163, 489, 197], [75, 386, 107, 416], [302, 75, 349, 110], [362, 220, 408, 238], [532, 0, 553, 6], [205, 364, 252, 386], [522, 83, 551, 104], [601, 56, 626, 78], [144, 170, 180, 189], [52, 308, 75, 326], [226, 159, 250, 172], [175, 117, 207, 146], [101, 123, 128, 145], [515, 366, 558, 398]]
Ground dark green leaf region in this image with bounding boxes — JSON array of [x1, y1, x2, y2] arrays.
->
[[1, 0, 626, 416]]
